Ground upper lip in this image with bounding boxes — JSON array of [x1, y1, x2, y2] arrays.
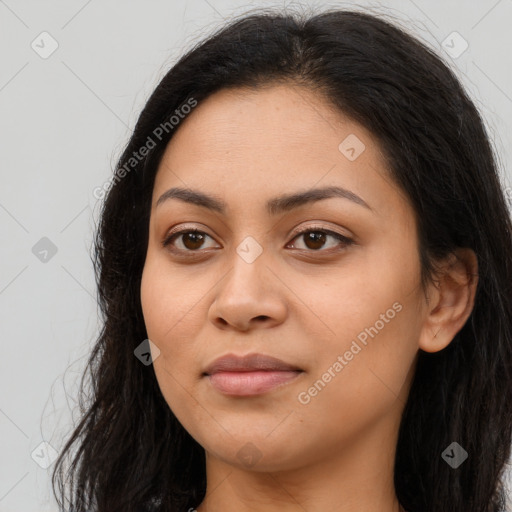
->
[[203, 353, 303, 375]]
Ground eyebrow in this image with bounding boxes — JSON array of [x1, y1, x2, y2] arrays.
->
[[155, 185, 373, 215]]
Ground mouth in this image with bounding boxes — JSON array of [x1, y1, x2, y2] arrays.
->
[[203, 352, 305, 396]]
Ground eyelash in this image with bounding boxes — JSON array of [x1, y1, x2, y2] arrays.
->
[[161, 225, 354, 256]]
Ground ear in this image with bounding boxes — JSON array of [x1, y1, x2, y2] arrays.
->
[[418, 248, 479, 353]]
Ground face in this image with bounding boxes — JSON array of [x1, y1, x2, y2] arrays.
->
[[140, 83, 425, 473]]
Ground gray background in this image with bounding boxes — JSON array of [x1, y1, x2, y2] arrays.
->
[[1, 1, 511, 510]]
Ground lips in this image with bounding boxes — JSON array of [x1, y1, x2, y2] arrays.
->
[[203, 352, 302, 375], [203, 353, 304, 396]]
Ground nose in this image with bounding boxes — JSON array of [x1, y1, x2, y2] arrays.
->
[[207, 247, 288, 332]]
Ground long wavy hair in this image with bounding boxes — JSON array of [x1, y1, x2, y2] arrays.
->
[[51, 6, 512, 512]]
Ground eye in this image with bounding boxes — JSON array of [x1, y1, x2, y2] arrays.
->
[[287, 227, 353, 252], [162, 228, 218, 253], [162, 225, 353, 256]]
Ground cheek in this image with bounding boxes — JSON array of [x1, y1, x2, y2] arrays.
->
[[300, 237, 422, 406], [140, 259, 200, 419], [140, 254, 213, 390], [294, 289, 419, 454], [312, 242, 421, 350], [141, 263, 171, 344], [140, 253, 205, 342], [140, 258, 190, 380]]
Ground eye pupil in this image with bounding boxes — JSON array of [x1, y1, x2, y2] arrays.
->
[[183, 232, 204, 250], [304, 231, 326, 250]]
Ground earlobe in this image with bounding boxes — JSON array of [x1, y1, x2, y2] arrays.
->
[[418, 248, 479, 353]]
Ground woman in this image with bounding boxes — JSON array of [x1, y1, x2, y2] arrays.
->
[[52, 6, 512, 512]]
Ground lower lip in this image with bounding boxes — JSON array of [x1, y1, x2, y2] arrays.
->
[[206, 370, 303, 396]]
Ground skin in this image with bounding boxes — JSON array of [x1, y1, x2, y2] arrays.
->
[[140, 83, 478, 511]]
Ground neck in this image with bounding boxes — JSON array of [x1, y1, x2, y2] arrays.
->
[[196, 414, 403, 512]]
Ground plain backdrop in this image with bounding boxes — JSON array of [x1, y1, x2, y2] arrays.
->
[[1, 1, 511, 510]]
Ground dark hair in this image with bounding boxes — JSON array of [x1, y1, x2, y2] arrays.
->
[[51, 6, 512, 512]]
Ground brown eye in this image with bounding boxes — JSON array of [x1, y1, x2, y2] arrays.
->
[[303, 231, 327, 250], [162, 229, 217, 252], [288, 228, 353, 252], [162, 226, 353, 257]]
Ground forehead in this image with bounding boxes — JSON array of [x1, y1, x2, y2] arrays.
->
[[152, 83, 411, 221], [163, 83, 359, 157]]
